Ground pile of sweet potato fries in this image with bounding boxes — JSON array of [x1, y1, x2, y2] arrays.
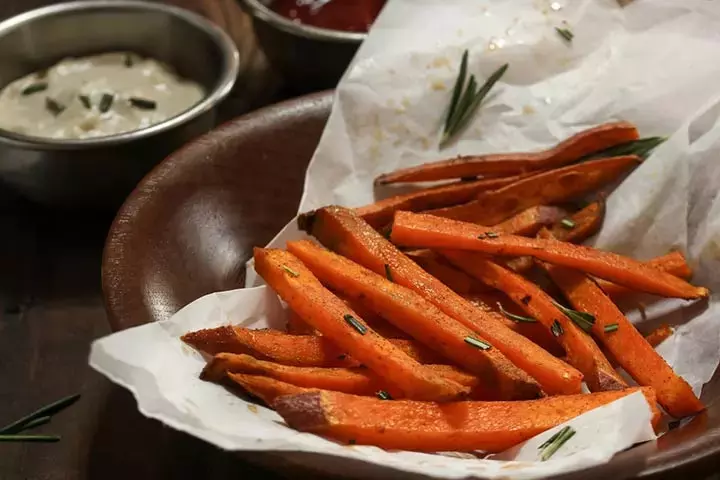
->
[[182, 121, 707, 455]]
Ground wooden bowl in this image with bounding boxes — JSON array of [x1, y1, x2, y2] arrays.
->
[[102, 90, 720, 479]]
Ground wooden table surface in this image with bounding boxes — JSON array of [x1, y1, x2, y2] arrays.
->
[[0, 1, 297, 479]]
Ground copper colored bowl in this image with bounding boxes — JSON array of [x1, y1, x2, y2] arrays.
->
[[102, 90, 720, 480]]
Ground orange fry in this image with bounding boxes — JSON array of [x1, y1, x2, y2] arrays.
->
[[274, 387, 660, 453], [374, 121, 639, 184], [424, 155, 639, 225], [390, 211, 708, 299]]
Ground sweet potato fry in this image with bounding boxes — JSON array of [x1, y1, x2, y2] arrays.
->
[[300, 206, 583, 395], [228, 373, 310, 405], [343, 299, 410, 339], [182, 327, 444, 367], [538, 233, 704, 417], [493, 205, 569, 237], [597, 251, 692, 297], [288, 239, 542, 400], [405, 249, 489, 294], [505, 200, 606, 274], [374, 121, 639, 184], [424, 155, 639, 225], [355, 176, 519, 228], [443, 251, 626, 392], [463, 292, 565, 357], [274, 387, 660, 452], [390, 211, 708, 299], [205, 353, 495, 400], [254, 248, 468, 401]]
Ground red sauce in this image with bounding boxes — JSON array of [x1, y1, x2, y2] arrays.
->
[[271, 0, 386, 33]]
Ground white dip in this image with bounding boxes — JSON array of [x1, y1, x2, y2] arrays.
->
[[0, 52, 205, 139]]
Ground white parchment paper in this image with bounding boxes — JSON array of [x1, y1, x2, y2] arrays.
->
[[91, 0, 720, 477]]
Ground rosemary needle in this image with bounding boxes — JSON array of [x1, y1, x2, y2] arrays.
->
[[0, 434, 60, 443], [497, 302, 536, 323], [555, 27, 574, 43], [539, 426, 576, 461], [440, 51, 508, 147], [0, 393, 80, 435]]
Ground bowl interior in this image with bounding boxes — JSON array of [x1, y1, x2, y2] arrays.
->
[[102, 90, 720, 479]]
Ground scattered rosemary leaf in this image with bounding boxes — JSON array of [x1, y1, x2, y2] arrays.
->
[[485, 231, 499, 238], [497, 302, 536, 323], [464, 336, 492, 350], [0, 393, 80, 435], [604, 323, 619, 333], [99, 93, 114, 113], [343, 314, 367, 335], [538, 428, 563, 450], [551, 320, 564, 337], [555, 27, 574, 43], [281, 265, 299, 277], [0, 434, 60, 443], [22, 82, 48, 96], [384, 264, 394, 283], [376, 390, 392, 400], [539, 426, 575, 461], [78, 95, 91, 110], [44, 97, 65, 116], [14, 415, 51, 432], [440, 50, 508, 147], [560, 218, 576, 229], [129, 97, 157, 110]]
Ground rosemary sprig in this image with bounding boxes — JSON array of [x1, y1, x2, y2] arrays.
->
[[99, 93, 114, 113], [281, 265, 299, 277], [440, 50, 508, 148], [464, 336, 492, 351], [343, 314, 367, 335], [555, 27, 574, 43], [22, 82, 48, 96], [560, 218, 576, 229], [552, 300, 595, 333], [497, 302, 536, 323], [384, 264, 394, 283], [586, 136, 666, 161], [0, 434, 60, 443], [539, 426, 576, 461], [376, 390, 392, 400], [604, 323, 619, 333], [0, 393, 80, 435], [129, 97, 157, 110]]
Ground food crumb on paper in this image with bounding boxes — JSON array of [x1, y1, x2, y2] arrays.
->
[[247, 404, 258, 413]]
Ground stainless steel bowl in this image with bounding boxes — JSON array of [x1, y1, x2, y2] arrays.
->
[[240, 0, 365, 92], [0, 1, 240, 208]]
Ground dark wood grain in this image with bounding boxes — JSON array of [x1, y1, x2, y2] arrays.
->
[[0, 1, 289, 479]]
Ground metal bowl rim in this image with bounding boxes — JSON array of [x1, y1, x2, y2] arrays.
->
[[240, 0, 366, 44], [0, 0, 240, 151]]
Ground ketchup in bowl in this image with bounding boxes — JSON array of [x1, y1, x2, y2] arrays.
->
[[271, 0, 386, 33]]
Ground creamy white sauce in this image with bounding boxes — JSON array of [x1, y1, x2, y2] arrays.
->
[[0, 52, 205, 139]]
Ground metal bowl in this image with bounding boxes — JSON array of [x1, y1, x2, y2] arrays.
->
[[240, 0, 365, 92], [0, 1, 239, 208]]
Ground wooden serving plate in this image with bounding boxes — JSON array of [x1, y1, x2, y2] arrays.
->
[[102, 90, 720, 480]]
